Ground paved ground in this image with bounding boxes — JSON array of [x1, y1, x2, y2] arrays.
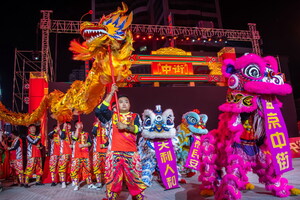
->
[[1, 158, 300, 200]]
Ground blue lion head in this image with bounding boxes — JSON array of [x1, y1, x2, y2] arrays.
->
[[182, 109, 208, 135], [142, 105, 176, 139]]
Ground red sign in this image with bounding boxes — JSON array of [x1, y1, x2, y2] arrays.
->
[[152, 62, 193, 75], [289, 137, 300, 158]]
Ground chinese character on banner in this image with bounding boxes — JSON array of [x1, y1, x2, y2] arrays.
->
[[154, 139, 179, 190], [270, 132, 287, 149], [267, 113, 282, 129], [261, 98, 293, 175], [185, 135, 202, 170], [160, 151, 173, 163], [152, 62, 193, 75], [276, 151, 289, 170]]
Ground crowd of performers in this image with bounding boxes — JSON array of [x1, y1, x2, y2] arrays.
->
[[1, 50, 300, 200], [0, 83, 207, 200]]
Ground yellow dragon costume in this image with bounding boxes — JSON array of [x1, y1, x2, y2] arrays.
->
[[0, 2, 133, 125]]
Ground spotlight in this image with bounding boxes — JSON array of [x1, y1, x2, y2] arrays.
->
[[192, 39, 195, 42], [173, 36, 177, 40], [185, 37, 190, 41], [32, 51, 40, 61], [135, 34, 141, 39], [148, 35, 153, 39], [161, 36, 165, 40], [197, 37, 201, 41]]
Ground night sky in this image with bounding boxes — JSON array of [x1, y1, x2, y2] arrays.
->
[[1, 0, 300, 108]]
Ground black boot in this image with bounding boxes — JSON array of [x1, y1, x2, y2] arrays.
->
[[36, 182, 44, 185], [51, 182, 57, 186]]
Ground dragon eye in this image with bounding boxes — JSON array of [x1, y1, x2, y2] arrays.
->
[[244, 64, 261, 78]]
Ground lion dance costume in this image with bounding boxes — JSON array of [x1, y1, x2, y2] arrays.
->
[[138, 105, 180, 188], [176, 109, 208, 178], [198, 53, 300, 199]]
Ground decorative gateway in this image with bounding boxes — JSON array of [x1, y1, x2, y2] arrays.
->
[[198, 53, 300, 199], [138, 105, 180, 190], [176, 109, 208, 179]]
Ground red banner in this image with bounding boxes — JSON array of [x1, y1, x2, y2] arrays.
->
[[152, 62, 193, 75], [289, 137, 300, 158]]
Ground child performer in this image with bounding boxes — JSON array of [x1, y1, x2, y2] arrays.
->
[[24, 124, 44, 187], [70, 121, 94, 191], [91, 118, 108, 189], [48, 124, 61, 186], [58, 122, 72, 189], [95, 84, 146, 200]]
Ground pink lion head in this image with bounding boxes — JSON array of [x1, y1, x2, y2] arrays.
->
[[222, 53, 292, 96]]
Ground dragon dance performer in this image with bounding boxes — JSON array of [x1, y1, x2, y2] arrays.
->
[[24, 124, 44, 187], [48, 124, 61, 186], [1, 130, 24, 186], [95, 84, 147, 200], [70, 121, 94, 191], [58, 122, 72, 189], [91, 118, 109, 189]]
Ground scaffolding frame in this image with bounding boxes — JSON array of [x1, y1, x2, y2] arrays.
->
[[12, 10, 262, 112]]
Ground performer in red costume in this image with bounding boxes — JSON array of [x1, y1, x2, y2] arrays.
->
[[70, 121, 94, 191], [1, 130, 24, 186], [95, 84, 146, 200], [91, 118, 108, 189], [59, 122, 72, 189], [24, 124, 44, 188], [48, 124, 61, 186]]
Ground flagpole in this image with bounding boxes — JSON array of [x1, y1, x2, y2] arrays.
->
[[107, 44, 120, 120]]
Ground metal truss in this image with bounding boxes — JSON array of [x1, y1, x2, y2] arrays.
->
[[12, 49, 41, 112], [48, 19, 261, 54]]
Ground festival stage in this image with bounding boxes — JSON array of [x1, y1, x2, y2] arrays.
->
[[1, 158, 300, 200]]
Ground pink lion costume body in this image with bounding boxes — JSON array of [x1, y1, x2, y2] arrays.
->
[[199, 53, 299, 199]]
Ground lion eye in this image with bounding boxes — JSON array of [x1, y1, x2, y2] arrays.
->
[[244, 64, 261, 78], [143, 117, 152, 128], [187, 116, 197, 125]]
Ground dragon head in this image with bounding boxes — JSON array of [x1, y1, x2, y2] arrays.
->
[[69, 2, 134, 84], [142, 105, 176, 139], [181, 109, 208, 135], [222, 53, 292, 96], [80, 2, 133, 49]]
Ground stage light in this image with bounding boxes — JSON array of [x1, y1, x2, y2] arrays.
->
[[135, 34, 141, 39], [148, 35, 153, 39], [208, 38, 212, 42], [32, 51, 40, 61], [142, 36, 146, 40], [140, 46, 147, 51], [173, 36, 177, 40], [197, 37, 201, 41], [185, 37, 190, 40], [161, 36, 165, 39], [192, 39, 195, 42]]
